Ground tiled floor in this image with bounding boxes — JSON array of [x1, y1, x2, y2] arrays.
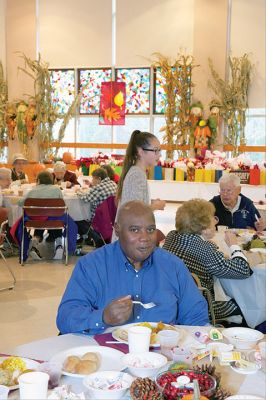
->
[[0, 203, 180, 353]]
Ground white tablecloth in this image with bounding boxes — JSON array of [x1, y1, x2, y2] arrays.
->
[[149, 180, 265, 202], [3, 191, 91, 226], [8, 328, 266, 398]]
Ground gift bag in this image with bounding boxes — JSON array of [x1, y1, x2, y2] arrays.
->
[[114, 166, 122, 176], [147, 167, 154, 180], [194, 169, 204, 182], [249, 169, 260, 185], [154, 165, 163, 180], [164, 168, 174, 181], [215, 170, 223, 182], [174, 169, 184, 181], [89, 164, 99, 175], [260, 171, 266, 185], [204, 170, 214, 183]]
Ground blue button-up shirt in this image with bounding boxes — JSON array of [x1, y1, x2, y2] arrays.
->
[[57, 241, 209, 334]]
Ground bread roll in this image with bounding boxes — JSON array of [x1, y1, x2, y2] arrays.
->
[[63, 355, 80, 373], [75, 359, 98, 375], [81, 352, 101, 368]]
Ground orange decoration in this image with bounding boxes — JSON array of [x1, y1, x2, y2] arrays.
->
[[182, 395, 209, 400], [62, 152, 74, 164], [25, 103, 37, 139], [32, 163, 46, 178]]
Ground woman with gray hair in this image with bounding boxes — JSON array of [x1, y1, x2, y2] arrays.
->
[[210, 173, 263, 230], [163, 198, 252, 325], [53, 161, 80, 188]]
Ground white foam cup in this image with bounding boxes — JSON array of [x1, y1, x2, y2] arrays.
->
[[18, 371, 49, 400], [128, 326, 151, 354]]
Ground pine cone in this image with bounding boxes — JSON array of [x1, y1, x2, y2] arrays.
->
[[193, 363, 221, 386], [212, 387, 232, 400], [130, 377, 163, 400]]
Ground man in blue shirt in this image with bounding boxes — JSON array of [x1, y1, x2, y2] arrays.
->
[[57, 201, 209, 334]]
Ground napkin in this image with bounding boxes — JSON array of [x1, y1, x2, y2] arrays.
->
[[93, 333, 128, 353]]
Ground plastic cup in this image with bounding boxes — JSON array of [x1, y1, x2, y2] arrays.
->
[[18, 371, 49, 400], [217, 225, 228, 233], [128, 326, 151, 354], [258, 341, 266, 359], [0, 385, 9, 400], [37, 361, 62, 389], [157, 329, 180, 360]]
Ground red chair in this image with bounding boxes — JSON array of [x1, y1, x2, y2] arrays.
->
[[0, 208, 16, 291], [90, 195, 117, 245], [21, 198, 69, 265]]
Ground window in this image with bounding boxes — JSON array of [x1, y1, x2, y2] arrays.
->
[[50, 69, 75, 115], [115, 68, 150, 114], [245, 108, 266, 162], [78, 68, 112, 114]]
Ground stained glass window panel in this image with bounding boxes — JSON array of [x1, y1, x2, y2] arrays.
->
[[116, 68, 150, 114], [50, 69, 75, 115], [154, 67, 191, 114], [79, 68, 112, 114]]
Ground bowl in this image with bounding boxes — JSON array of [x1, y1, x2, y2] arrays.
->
[[222, 327, 264, 350], [83, 371, 134, 400], [155, 369, 216, 399], [122, 352, 168, 378]]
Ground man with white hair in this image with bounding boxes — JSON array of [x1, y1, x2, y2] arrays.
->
[[53, 161, 80, 188], [210, 174, 263, 230]]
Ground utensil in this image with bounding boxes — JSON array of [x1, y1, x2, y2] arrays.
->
[[132, 301, 156, 309], [193, 379, 201, 400]]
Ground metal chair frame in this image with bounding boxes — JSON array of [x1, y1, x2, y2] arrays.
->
[[21, 198, 69, 266], [0, 219, 16, 291], [191, 272, 216, 326]]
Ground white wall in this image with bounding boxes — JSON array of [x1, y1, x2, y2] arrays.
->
[[231, 0, 266, 108], [39, 0, 112, 67], [116, 0, 194, 66]]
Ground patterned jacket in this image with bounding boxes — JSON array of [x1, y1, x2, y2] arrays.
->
[[163, 231, 252, 320], [77, 177, 117, 221]]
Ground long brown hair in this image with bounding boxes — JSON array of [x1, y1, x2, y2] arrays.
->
[[116, 130, 157, 200]]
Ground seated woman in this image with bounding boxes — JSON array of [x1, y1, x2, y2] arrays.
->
[[163, 199, 253, 325], [53, 161, 80, 188]]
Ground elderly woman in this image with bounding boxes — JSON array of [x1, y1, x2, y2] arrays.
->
[[11, 153, 29, 184], [163, 199, 253, 325], [210, 174, 263, 230], [0, 167, 12, 213], [53, 161, 79, 188]]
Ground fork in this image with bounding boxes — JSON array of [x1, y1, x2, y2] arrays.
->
[[132, 300, 157, 309]]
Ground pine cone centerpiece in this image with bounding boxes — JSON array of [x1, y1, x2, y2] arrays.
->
[[130, 377, 163, 400], [193, 364, 231, 400]]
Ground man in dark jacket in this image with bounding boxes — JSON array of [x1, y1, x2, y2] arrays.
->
[[210, 174, 264, 230]]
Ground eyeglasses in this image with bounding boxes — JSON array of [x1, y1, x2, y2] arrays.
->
[[142, 148, 161, 154], [219, 189, 235, 195]]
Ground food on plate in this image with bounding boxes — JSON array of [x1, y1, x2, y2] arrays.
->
[[243, 235, 265, 251], [63, 356, 80, 373], [62, 352, 100, 375], [0, 357, 36, 386], [0, 368, 13, 385], [135, 322, 177, 345]]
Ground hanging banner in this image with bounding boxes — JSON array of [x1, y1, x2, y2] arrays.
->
[[99, 81, 126, 125]]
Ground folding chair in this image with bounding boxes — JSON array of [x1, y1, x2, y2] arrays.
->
[[0, 207, 13, 253], [0, 208, 16, 291], [21, 198, 69, 266], [191, 272, 216, 326], [89, 195, 117, 247]]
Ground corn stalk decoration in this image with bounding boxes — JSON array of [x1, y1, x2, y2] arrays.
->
[[208, 54, 252, 156], [0, 61, 8, 157], [17, 53, 81, 160], [151, 53, 198, 159]]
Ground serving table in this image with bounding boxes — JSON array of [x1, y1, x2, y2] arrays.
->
[[7, 326, 266, 398], [148, 180, 265, 203]]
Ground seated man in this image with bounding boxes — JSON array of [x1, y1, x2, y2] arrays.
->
[[53, 161, 80, 188], [17, 171, 77, 260], [210, 174, 264, 230], [56, 200, 209, 335], [0, 168, 12, 207], [76, 168, 117, 246], [11, 153, 29, 184]]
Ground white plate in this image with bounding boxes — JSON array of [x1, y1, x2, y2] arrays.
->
[[250, 248, 266, 254], [112, 322, 181, 348], [49, 346, 125, 378], [0, 356, 40, 390], [226, 396, 264, 400]]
